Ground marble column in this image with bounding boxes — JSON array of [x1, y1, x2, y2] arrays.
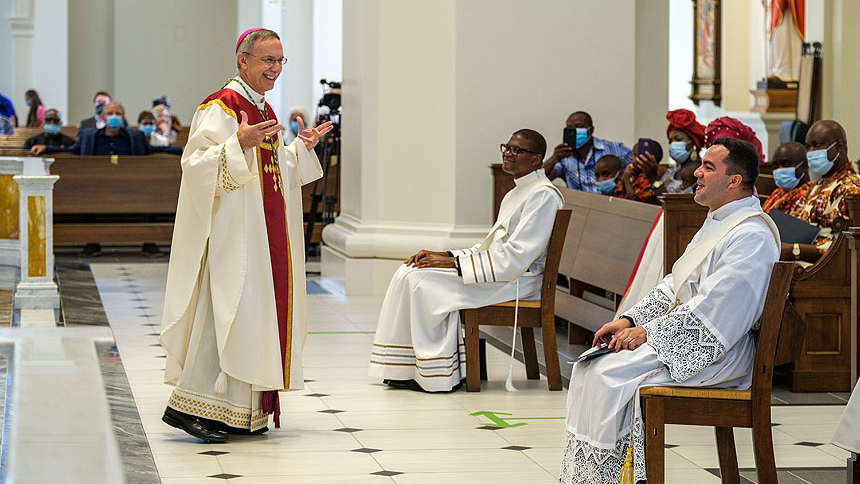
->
[[13, 171, 59, 311]]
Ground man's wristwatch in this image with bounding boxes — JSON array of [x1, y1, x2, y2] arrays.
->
[[792, 243, 801, 260]]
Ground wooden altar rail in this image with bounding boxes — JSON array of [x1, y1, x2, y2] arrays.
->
[[46, 153, 336, 245], [662, 193, 860, 393]]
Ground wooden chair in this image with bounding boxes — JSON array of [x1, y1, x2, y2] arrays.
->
[[640, 262, 806, 484], [462, 209, 572, 392]]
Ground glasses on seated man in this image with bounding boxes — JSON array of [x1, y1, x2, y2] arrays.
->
[[500, 143, 540, 156]]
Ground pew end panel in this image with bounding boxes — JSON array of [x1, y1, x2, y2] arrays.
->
[[554, 188, 661, 340]]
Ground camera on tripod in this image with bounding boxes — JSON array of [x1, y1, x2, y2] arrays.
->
[[305, 79, 343, 258], [318, 79, 341, 113]]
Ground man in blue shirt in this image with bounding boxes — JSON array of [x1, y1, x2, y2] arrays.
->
[[0, 92, 16, 127], [543, 111, 632, 193]]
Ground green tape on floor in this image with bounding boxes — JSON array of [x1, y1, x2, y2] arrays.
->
[[471, 410, 565, 428]]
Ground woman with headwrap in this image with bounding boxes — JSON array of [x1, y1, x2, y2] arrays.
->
[[704, 116, 765, 164]]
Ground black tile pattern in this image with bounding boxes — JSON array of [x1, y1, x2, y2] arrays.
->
[[664, 444, 679, 449], [371, 471, 403, 477], [199, 450, 230, 456], [305, 393, 330, 397], [209, 474, 242, 479], [794, 441, 823, 447], [477, 425, 502, 430], [334, 428, 363, 433], [304, 379, 316, 383], [502, 445, 531, 451], [319, 409, 345, 414], [351, 447, 382, 454]]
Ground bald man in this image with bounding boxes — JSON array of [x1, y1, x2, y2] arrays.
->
[[762, 141, 812, 214], [784, 120, 860, 262]]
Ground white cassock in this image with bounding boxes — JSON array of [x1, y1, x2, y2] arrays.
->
[[160, 79, 322, 430], [369, 169, 563, 392], [561, 196, 780, 484], [832, 384, 860, 454]]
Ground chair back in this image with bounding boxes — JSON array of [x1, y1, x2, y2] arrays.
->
[[750, 262, 806, 404], [539, 209, 572, 318]]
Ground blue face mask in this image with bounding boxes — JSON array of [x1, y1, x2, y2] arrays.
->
[[95, 103, 105, 115], [807, 141, 838, 176], [772, 165, 802, 191], [595, 177, 617, 195], [290, 121, 299, 135], [575, 128, 589, 149], [105, 115, 123, 130], [668, 141, 689, 163], [44, 123, 61, 135], [140, 124, 156, 136]]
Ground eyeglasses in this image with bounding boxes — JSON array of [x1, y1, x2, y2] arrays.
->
[[500, 143, 540, 156], [241, 52, 288, 66]]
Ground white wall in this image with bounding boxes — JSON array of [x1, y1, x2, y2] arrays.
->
[[0, 0, 14, 107], [32, 0, 68, 119], [668, 0, 695, 112], [311, 0, 342, 118], [67, 0, 113, 126], [111, 0, 236, 126]]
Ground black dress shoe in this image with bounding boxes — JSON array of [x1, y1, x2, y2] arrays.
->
[[80, 243, 102, 258], [208, 420, 269, 435], [141, 243, 164, 258], [162, 407, 228, 443]]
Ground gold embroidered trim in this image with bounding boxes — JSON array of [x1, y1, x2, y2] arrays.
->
[[197, 98, 238, 121], [219, 146, 240, 192], [168, 392, 268, 429]]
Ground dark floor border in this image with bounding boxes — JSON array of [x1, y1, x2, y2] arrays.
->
[[55, 261, 161, 484]]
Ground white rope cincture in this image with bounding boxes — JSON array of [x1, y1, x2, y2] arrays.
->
[[505, 279, 520, 392]]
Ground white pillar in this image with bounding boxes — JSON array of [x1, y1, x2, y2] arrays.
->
[[13, 166, 59, 311], [323, 0, 664, 295], [10, 0, 34, 121]]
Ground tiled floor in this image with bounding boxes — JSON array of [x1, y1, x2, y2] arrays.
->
[[85, 262, 853, 484]]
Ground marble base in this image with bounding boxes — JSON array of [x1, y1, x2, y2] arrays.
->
[[0, 327, 124, 484], [320, 245, 403, 296], [0, 240, 20, 268], [13, 281, 60, 310]]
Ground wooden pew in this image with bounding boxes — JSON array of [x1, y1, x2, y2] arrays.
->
[[662, 193, 860, 392], [51, 154, 181, 243], [48, 150, 332, 246], [555, 187, 662, 340]]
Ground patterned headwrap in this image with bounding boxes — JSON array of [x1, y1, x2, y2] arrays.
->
[[666, 109, 706, 150], [705, 116, 765, 163], [236, 28, 264, 53]]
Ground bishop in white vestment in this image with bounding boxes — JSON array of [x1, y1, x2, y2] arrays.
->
[[159, 28, 331, 441], [369, 129, 563, 392], [560, 138, 780, 483]]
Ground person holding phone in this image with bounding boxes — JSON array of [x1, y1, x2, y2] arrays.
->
[[543, 111, 632, 193]]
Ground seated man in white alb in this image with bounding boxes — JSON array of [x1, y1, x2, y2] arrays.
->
[[560, 137, 780, 484], [369, 129, 563, 392]]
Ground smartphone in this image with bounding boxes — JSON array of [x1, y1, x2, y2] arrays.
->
[[563, 127, 578, 148], [637, 138, 653, 157]]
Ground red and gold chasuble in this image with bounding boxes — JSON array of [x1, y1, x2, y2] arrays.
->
[[201, 88, 291, 424]]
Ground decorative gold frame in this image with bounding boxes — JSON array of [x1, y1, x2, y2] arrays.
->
[[690, 0, 722, 106]]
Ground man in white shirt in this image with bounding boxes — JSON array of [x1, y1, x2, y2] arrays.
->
[[369, 129, 564, 392]]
